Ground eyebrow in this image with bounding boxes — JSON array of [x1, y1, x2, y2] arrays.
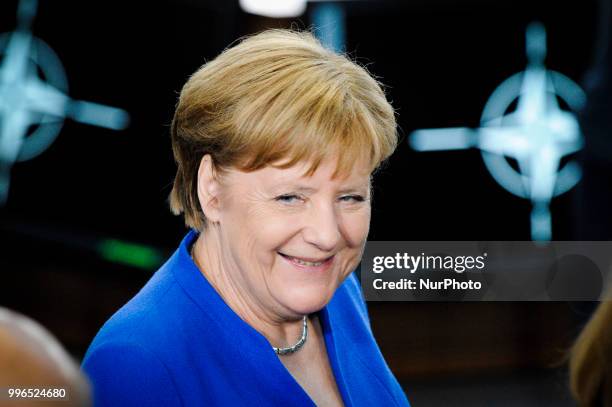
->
[[274, 184, 370, 194]]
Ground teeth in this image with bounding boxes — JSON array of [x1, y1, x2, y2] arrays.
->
[[286, 255, 326, 267], [293, 258, 323, 266]]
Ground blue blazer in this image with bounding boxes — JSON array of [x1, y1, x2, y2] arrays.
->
[[82, 231, 410, 406]]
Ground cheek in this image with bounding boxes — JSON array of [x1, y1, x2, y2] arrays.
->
[[342, 207, 371, 246], [239, 206, 299, 261], [223, 190, 275, 239], [221, 196, 274, 264], [336, 209, 370, 277]]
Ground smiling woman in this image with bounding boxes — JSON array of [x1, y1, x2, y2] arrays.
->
[[82, 29, 410, 407]]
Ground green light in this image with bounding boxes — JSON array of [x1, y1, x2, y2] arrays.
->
[[98, 239, 164, 270]]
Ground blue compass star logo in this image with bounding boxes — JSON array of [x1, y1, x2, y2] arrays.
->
[[410, 22, 586, 241], [0, 0, 130, 204]]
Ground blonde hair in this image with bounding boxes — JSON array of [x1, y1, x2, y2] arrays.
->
[[169, 29, 398, 230], [570, 301, 612, 406]]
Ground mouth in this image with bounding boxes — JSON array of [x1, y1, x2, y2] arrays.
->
[[278, 252, 335, 270]]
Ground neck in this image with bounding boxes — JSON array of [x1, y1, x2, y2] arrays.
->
[[191, 226, 307, 349]]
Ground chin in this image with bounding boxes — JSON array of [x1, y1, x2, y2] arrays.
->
[[277, 284, 336, 315]]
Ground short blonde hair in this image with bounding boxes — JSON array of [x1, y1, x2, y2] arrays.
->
[[169, 29, 398, 230]]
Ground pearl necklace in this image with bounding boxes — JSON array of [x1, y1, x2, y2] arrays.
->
[[190, 242, 308, 355]]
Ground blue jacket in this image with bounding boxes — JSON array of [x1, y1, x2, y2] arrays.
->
[[82, 231, 410, 406]]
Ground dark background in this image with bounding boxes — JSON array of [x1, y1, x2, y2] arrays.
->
[[1, 0, 611, 405]]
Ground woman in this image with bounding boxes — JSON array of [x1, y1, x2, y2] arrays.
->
[[82, 29, 410, 406]]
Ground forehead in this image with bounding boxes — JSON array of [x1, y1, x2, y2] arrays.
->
[[229, 156, 372, 188]]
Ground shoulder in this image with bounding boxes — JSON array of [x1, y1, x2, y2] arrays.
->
[[89, 259, 180, 348], [82, 341, 183, 406], [82, 257, 189, 405]]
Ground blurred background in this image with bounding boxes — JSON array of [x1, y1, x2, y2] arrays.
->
[[1, 0, 611, 405]]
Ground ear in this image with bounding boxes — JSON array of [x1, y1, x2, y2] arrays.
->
[[197, 154, 222, 224]]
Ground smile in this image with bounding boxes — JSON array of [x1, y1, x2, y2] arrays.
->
[[278, 252, 334, 269]]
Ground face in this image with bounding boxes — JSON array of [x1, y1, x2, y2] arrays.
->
[[208, 156, 372, 319]]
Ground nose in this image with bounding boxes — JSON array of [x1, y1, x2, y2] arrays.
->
[[301, 200, 342, 252]]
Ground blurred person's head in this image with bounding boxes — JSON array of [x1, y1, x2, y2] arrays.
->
[[0, 308, 90, 407], [570, 301, 612, 406]]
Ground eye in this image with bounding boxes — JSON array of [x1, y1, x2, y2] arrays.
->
[[339, 195, 366, 203], [275, 194, 303, 204]]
